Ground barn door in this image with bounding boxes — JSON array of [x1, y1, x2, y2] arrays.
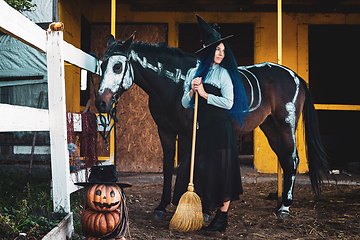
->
[[91, 23, 168, 172], [309, 25, 360, 169]]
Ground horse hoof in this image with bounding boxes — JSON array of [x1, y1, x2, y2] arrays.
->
[[203, 213, 211, 222], [152, 210, 166, 218], [276, 210, 290, 218]]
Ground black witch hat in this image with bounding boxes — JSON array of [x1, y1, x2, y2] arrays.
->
[[75, 165, 132, 188], [195, 14, 233, 54]]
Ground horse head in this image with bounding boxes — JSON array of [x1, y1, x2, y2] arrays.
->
[[95, 33, 135, 113]]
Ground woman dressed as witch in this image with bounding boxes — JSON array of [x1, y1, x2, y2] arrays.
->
[[173, 15, 249, 232]]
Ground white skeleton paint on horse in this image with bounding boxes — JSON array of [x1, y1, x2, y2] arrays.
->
[[95, 35, 330, 218]]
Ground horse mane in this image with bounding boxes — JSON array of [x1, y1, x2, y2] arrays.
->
[[131, 41, 196, 60], [103, 39, 197, 67]]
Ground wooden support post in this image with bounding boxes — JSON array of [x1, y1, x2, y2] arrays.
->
[[46, 30, 71, 213], [110, 0, 116, 166], [277, 0, 283, 205], [109, 117, 115, 165], [277, 0, 282, 66], [111, 0, 116, 37], [174, 135, 178, 168]]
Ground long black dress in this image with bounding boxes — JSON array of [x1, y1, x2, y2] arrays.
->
[[173, 83, 243, 213]]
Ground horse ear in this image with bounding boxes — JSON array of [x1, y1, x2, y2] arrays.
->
[[107, 34, 115, 47], [123, 31, 136, 54]]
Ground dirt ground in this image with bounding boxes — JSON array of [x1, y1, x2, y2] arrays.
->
[[120, 170, 360, 240]]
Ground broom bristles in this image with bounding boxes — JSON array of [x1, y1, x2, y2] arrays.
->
[[169, 188, 203, 232], [170, 92, 203, 232]]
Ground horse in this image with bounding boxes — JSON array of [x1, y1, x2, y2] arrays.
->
[[95, 34, 329, 218]]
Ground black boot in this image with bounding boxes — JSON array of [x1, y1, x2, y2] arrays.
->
[[202, 209, 228, 232]]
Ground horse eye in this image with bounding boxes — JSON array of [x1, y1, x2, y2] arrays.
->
[[96, 190, 101, 196], [113, 63, 123, 74]]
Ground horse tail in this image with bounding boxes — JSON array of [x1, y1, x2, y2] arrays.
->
[[300, 78, 331, 198]]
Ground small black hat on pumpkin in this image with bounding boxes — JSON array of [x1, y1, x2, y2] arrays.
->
[[75, 165, 131, 188], [195, 14, 233, 54]]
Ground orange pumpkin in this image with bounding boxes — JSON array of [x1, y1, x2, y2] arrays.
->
[[86, 184, 122, 211], [81, 209, 121, 237]]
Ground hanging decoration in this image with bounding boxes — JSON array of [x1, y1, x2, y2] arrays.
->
[[67, 112, 99, 174]]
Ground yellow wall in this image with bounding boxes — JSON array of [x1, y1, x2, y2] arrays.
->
[[59, 1, 360, 172], [58, 0, 93, 112], [253, 12, 360, 173]]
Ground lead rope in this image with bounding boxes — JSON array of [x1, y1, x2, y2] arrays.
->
[[94, 61, 129, 146], [90, 69, 117, 149]]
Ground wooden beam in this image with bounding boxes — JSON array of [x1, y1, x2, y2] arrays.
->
[[0, 79, 47, 87], [0, 0, 46, 53], [314, 104, 360, 111], [63, 41, 99, 74], [0, 1, 99, 73], [131, 3, 249, 12], [0, 103, 49, 132], [130, 3, 360, 13]]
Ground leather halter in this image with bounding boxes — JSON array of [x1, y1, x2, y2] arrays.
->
[[97, 53, 133, 147]]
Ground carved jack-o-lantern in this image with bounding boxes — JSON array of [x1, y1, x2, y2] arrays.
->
[[86, 184, 122, 212], [77, 165, 130, 239], [81, 208, 121, 237]]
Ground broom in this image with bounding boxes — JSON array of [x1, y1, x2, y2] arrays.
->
[[169, 92, 203, 232]]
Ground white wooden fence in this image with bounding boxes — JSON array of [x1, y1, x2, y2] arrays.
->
[[0, 0, 100, 213]]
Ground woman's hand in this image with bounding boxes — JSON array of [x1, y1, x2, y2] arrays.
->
[[191, 77, 202, 91], [189, 77, 201, 99], [191, 77, 208, 100], [195, 82, 208, 100]]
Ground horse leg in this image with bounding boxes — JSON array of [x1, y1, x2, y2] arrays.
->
[[275, 116, 300, 218], [277, 134, 299, 218], [260, 116, 282, 198], [152, 128, 176, 218], [260, 115, 299, 218]]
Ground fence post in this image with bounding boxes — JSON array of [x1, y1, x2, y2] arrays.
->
[[46, 30, 71, 213]]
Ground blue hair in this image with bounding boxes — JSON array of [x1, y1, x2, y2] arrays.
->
[[194, 46, 216, 80], [188, 46, 215, 108], [190, 41, 249, 126]]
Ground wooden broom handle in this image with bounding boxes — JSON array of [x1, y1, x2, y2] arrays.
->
[[189, 91, 198, 189]]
